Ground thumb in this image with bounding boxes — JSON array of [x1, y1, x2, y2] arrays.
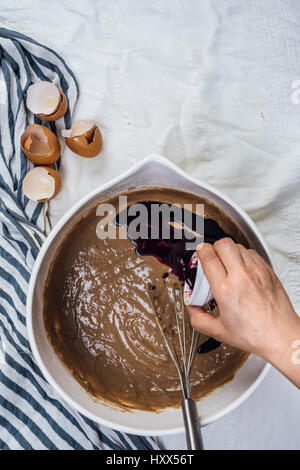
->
[[188, 305, 223, 339]]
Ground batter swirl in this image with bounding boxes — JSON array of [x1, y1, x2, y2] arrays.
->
[[44, 188, 249, 411]]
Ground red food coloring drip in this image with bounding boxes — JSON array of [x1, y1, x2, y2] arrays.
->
[[116, 201, 231, 354], [208, 298, 217, 311], [197, 337, 221, 354]]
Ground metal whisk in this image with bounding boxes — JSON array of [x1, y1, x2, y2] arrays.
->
[[148, 282, 204, 450]]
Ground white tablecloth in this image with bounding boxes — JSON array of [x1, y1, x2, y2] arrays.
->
[[4, 0, 300, 449]]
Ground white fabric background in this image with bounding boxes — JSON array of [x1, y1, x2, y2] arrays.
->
[[2, 0, 300, 449]]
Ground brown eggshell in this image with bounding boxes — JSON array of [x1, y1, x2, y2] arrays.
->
[[64, 125, 103, 158], [37, 90, 68, 122], [37, 166, 62, 202], [20, 124, 61, 164]]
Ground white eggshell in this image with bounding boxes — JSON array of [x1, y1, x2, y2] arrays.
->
[[22, 167, 55, 201], [27, 81, 60, 115], [61, 120, 95, 138]]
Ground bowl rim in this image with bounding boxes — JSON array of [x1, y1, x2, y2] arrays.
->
[[26, 154, 271, 435]]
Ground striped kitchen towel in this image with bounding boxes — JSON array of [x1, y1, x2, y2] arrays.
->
[[0, 27, 158, 450]]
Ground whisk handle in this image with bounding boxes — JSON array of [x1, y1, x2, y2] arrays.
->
[[182, 398, 204, 450]]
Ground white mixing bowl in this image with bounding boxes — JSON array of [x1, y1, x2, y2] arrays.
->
[[27, 155, 271, 436]]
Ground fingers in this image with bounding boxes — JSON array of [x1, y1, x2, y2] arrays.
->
[[236, 243, 255, 269], [213, 238, 245, 273], [188, 305, 224, 339], [196, 242, 227, 292], [237, 244, 272, 275], [243, 248, 278, 286], [197, 238, 277, 297], [247, 249, 271, 271]]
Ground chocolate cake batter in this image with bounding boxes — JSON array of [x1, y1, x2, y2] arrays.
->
[[44, 188, 249, 411]]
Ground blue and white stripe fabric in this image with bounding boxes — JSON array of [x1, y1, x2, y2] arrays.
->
[[0, 27, 158, 450]]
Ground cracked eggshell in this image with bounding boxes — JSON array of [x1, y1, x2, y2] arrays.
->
[[26, 81, 68, 121], [20, 124, 61, 164], [37, 90, 68, 122], [62, 120, 103, 158], [22, 166, 62, 202]]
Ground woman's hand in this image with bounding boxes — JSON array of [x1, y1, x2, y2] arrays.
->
[[187, 238, 300, 388]]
